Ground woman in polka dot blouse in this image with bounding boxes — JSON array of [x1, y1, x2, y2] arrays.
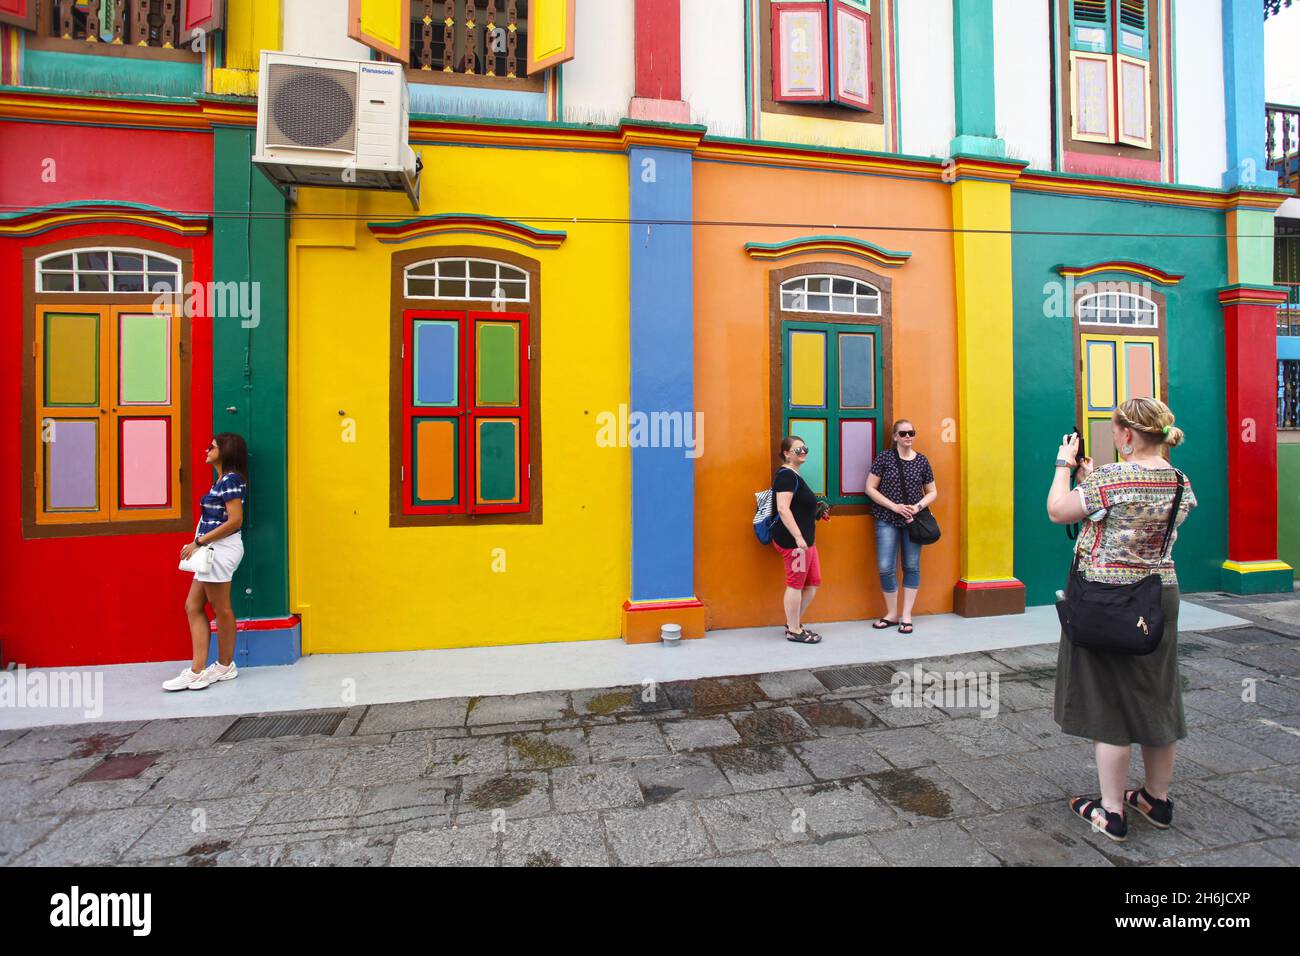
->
[[865, 419, 938, 634]]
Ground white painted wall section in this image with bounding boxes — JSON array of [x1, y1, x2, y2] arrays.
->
[[681, 0, 747, 137], [1174, 0, 1227, 188], [993, 0, 1051, 170], [896, 0, 955, 158], [561, 0, 636, 125], [282, 0, 371, 60]]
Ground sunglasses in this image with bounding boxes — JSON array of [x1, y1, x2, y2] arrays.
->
[[792, 446, 809, 455], [207, 443, 218, 452], [896, 430, 916, 438]]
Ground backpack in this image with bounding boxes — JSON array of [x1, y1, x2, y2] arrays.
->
[[754, 468, 801, 545]]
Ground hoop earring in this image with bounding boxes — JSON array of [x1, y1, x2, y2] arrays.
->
[[1121, 444, 1134, 456]]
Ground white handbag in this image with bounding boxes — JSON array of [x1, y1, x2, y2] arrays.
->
[[180, 544, 215, 574]]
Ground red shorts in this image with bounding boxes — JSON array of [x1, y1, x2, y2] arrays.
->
[[773, 542, 822, 589]]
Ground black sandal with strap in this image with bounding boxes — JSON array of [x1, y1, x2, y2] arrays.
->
[[872, 618, 898, 630], [898, 622, 914, 634], [786, 628, 821, 644], [1068, 796, 1128, 842], [1125, 787, 1173, 829]]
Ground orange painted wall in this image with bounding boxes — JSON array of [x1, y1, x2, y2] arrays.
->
[[693, 162, 961, 630]]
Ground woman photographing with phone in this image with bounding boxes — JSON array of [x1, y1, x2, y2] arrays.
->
[[1045, 398, 1195, 843]]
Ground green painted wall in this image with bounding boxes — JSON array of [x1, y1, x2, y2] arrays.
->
[[1011, 192, 1229, 605], [1280, 443, 1300, 578], [24, 49, 202, 97], [213, 126, 289, 619]]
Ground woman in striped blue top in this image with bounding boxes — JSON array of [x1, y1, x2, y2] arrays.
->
[[163, 433, 249, 692]]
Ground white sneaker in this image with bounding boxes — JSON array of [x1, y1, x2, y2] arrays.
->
[[203, 661, 239, 684], [162, 667, 211, 692]]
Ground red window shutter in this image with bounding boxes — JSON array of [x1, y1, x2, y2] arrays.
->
[[0, 0, 37, 30], [829, 0, 870, 111], [772, 1, 830, 104], [466, 311, 529, 516], [179, 0, 226, 34]]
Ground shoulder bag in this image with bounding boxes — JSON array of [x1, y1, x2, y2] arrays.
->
[[1054, 469, 1185, 655], [889, 449, 940, 545], [754, 468, 802, 545]]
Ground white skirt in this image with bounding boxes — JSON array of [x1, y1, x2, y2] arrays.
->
[[195, 532, 244, 584]]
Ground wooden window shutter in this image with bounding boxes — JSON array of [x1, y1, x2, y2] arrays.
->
[[1069, 50, 1115, 143], [829, 0, 870, 111], [1114, 0, 1150, 148], [772, 1, 830, 104], [348, 0, 413, 64], [179, 0, 226, 34], [1069, 0, 1112, 53], [527, 0, 577, 74], [1115, 0, 1149, 59], [0, 0, 37, 30]]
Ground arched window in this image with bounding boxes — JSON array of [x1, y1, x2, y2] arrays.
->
[[23, 240, 192, 538], [1077, 291, 1158, 328], [779, 274, 880, 316], [36, 248, 182, 293], [404, 257, 530, 302], [392, 250, 540, 526], [1073, 285, 1167, 463], [771, 265, 892, 508]]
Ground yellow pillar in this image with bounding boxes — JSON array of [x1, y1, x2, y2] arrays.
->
[[949, 158, 1026, 616]]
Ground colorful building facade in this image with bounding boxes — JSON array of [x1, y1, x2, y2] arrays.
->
[[0, 0, 1292, 668]]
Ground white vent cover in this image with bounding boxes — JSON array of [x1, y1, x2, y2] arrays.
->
[[266, 63, 358, 152]]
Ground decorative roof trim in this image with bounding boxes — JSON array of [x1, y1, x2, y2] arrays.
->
[[367, 214, 567, 249], [0, 201, 210, 237], [1055, 261, 1184, 285], [745, 236, 912, 268]]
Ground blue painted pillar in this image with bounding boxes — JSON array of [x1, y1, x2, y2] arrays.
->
[[1222, 0, 1278, 189], [949, 0, 1006, 158], [623, 137, 705, 642]]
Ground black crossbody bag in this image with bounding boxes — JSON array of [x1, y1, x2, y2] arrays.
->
[[1055, 469, 1185, 656], [888, 449, 940, 545]]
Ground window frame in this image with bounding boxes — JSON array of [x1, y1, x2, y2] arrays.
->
[[1059, 0, 1160, 159], [1071, 283, 1169, 464], [394, 0, 547, 92], [768, 260, 893, 515], [761, 0, 884, 127], [21, 236, 193, 540], [389, 246, 542, 527]]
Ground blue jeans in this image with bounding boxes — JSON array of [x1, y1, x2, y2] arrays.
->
[[875, 521, 922, 593]]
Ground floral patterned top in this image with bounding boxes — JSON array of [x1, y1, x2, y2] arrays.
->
[[1074, 462, 1196, 585]]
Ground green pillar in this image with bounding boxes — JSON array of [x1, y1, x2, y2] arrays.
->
[[950, 0, 1006, 158], [212, 125, 290, 620]]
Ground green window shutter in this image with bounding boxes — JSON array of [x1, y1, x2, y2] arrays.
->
[[1116, 0, 1149, 60], [1069, 0, 1112, 53]]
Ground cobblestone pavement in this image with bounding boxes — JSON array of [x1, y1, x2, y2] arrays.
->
[[3, 594, 1299, 867]]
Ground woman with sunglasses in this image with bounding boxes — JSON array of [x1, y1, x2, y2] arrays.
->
[[771, 435, 829, 643], [163, 433, 249, 692], [865, 419, 937, 634]]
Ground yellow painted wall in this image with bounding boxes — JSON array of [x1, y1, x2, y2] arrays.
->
[[212, 0, 283, 94], [288, 145, 631, 653], [951, 177, 1016, 582], [761, 112, 887, 152]]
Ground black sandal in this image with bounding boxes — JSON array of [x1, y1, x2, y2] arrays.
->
[[1125, 787, 1173, 829], [1068, 796, 1128, 842], [785, 628, 821, 644], [872, 618, 898, 629], [897, 622, 914, 634]]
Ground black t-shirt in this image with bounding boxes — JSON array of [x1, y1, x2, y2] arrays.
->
[[771, 467, 818, 549]]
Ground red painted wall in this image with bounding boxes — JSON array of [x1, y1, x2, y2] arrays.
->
[[635, 0, 681, 100], [0, 123, 214, 668]]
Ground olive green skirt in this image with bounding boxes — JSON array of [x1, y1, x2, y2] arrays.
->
[[1053, 584, 1186, 747]]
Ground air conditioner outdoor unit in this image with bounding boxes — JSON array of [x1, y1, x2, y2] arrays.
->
[[253, 51, 421, 209]]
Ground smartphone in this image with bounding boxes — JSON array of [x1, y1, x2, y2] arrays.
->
[[1071, 424, 1085, 459]]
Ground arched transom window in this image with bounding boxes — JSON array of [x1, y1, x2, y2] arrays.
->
[[1077, 291, 1158, 328], [36, 248, 182, 293], [780, 274, 881, 316], [404, 257, 530, 302]]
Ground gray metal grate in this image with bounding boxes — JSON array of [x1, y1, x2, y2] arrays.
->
[[218, 710, 348, 743], [815, 664, 900, 692]]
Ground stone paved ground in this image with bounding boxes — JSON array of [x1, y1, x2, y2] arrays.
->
[[3, 593, 1299, 867]]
